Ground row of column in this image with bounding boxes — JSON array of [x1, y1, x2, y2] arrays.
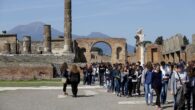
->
[[2, 25, 52, 54], [163, 51, 186, 63]]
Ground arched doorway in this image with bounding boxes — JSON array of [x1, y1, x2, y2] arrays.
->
[[90, 41, 112, 63], [116, 47, 122, 60]]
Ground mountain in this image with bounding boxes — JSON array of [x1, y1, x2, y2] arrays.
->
[[8, 22, 64, 41], [8, 22, 134, 53], [87, 32, 110, 38]]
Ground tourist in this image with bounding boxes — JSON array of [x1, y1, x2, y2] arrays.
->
[[99, 64, 105, 86], [132, 64, 138, 95], [92, 64, 97, 84], [152, 63, 162, 109], [70, 64, 81, 97], [121, 66, 128, 96], [60, 62, 69, 95], [143, 62, 153, 105], [170, 64, 188, 110], [104, 65, 110, 91], [82, 64, 88, 85], [128, 64, 134, 97], [124, 66, 129, 96], [136, 61, 143, 95], [160, 61, 169, 104], [186, 61, 195, 110], [114, 65, 121, 96], [87, 64, 93, 85]]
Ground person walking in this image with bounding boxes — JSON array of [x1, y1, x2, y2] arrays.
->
[[186, 61, 195, 110], [70, 65, 81, 97], [143, 62, 153, 105], [60, 62, 69, 95], [152, 64, 162, 110], [170, 64, 188, 110], [160, 61, 170, 104]]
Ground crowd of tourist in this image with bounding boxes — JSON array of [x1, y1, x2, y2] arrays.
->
[[60, 60, 195, 110]]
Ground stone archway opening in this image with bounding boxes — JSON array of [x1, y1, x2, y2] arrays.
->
[[116, 47, 122, 60], [90, 41, 112, 63]]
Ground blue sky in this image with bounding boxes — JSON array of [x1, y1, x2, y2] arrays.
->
[[0, 0, 195, 45]]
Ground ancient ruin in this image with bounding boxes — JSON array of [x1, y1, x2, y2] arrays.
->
[[0, 0, 195, 80]]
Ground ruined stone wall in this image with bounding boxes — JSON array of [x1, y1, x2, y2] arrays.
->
[[75, 38, 127, 64], [145, 44, 163, 63], [0, 34, 17, 54], [0, 63, 53, 80], [51, 39, 64, 54]]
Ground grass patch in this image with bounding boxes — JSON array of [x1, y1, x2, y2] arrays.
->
[[0, 79, 63, 87]]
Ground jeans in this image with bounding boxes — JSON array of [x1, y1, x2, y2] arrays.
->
[[106, 79, 112, 92], [161, 81, 168, 104], [144, 84, 153, 104], [115, 79, 121, 94]]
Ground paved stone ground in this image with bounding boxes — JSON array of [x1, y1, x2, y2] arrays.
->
[[0, 86, 174, 110]]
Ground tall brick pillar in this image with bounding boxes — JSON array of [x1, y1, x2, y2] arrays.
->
[[43, 25, 52, 53], [192, 34, 195, 45], [64, 0, 72, 52], [22, 36, 31, 54]]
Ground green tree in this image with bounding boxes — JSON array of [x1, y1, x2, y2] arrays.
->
[[143, 41, 152, 46], [183, 36, 189, 45], [155, 36, 163, 45], [91, 47, 103, 55]]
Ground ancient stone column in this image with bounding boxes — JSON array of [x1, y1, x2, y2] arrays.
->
[[2, 42, 11, 54], [64, 0, 72, 52], [192, 34, 195, 45], [43, 25, 52, 53], [22, 36, 31, 54]]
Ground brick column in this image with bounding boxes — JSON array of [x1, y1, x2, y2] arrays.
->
[[22, 36, 31, 54], [64, 0, 72, 52], [43, 25, 52, 53]]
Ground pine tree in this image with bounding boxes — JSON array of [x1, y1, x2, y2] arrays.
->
[[183, 36, 189, 45]]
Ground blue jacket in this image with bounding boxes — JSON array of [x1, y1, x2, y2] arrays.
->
[[144, 70, 153, 84]]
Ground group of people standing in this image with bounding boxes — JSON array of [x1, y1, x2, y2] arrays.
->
[[60, 60, 195, 110]]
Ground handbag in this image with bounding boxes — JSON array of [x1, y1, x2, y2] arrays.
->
[[61, 77, 67, 83]]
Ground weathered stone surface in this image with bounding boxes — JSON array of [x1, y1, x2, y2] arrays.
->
[[192, 34, 195, 45], [0, 34, 17, 54], [74, 38, 127, 64], [43, 25, 52, 53], [22, 36, 31, 54], [0, 63, 53, 80], [2, 43, 11, 54], [64, 0, 72, 52]]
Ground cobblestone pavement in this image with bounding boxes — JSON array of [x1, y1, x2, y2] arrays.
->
[[0, 86, 174, 110]]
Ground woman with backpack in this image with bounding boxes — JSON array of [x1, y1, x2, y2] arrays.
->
[[70, 64, 81, 97]]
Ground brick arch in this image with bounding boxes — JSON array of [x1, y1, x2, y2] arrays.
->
[[74, 38, 127, 64]]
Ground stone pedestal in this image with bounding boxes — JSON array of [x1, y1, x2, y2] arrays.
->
[[22, 36, 31, 54], [43, 25, 52, 54]]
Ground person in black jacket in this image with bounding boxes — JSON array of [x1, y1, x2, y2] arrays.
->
[[60, 62, 69, 95], [152, 63, 162, 109], [70, 64, 80, 97]]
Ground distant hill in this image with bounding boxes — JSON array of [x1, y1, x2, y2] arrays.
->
[[8, 21, 134, 53]]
